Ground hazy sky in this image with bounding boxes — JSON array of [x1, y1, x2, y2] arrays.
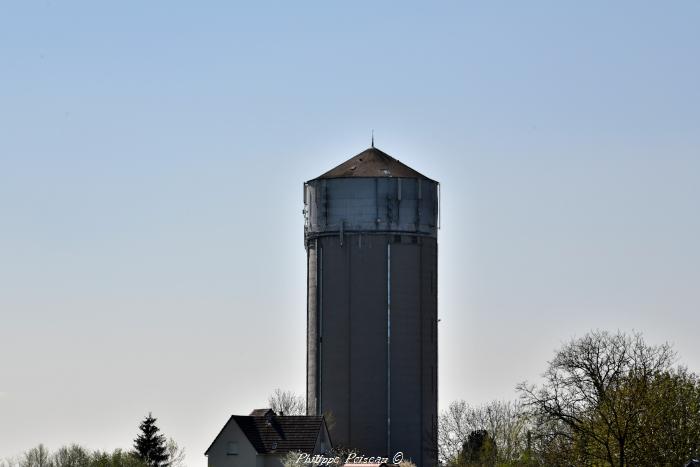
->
[[1, 1, 699, 465]]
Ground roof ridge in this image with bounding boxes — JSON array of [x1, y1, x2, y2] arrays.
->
[[311, 146, 433, 181]]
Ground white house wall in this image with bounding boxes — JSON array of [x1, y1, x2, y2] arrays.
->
[[207, 418, 262, 467]]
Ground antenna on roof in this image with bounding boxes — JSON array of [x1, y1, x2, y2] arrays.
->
[[371, 129, 374, 148]]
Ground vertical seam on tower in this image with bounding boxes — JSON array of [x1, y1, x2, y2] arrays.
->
[[347, 233, 352, 446], [318, 243, 323, 415], [397, 178, 401, 226], [375, 179, 379, 230], [387, 242, 391, 457], [420, 240, 424, 463], [306, 239, 310, 414], [435, 240, 439, 465]]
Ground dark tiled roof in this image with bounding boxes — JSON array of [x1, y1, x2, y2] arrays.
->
[[313, 147, 432, 181], [205, 414, 325, 455], [249, 408, 274, 417]]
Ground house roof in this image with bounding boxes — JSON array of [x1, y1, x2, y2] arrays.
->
[[312, 147, 433, 181], [205, 413, 327, 455]]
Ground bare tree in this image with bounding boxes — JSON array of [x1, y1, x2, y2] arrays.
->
[[52, 445, 90, 467], [438, 400, 529, 465], [517, 330, 676, 467], [268, 389, 305, 415], [164, 439, 185, 467], [20, 445, 51, 467]]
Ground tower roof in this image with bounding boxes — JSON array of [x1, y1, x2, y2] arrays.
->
[[313, 147, 433, 181]]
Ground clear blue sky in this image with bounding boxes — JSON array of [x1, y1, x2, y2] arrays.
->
[[1, 1, 699, 465]]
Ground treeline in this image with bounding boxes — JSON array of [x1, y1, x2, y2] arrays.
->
[[439, 330, 700, 467], [1, 414, 184, 467]]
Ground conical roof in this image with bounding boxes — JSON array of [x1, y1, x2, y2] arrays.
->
[[313, 147, 433, 181]]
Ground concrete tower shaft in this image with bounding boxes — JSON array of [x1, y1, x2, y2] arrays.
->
[[304, 147, 438, 467]]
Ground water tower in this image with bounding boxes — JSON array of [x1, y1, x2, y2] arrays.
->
[[304, 145, 438, 467]]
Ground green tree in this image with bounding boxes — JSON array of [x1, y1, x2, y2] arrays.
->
[[455, 430, 497, 467], [518, 330, 700, 467], [12, 445, 152, 467], [625, 368, 700, 466], [133, 413, 169, 467], [90, 450, 147, 467]]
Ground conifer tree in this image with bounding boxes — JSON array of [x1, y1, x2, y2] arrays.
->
[[133, 413, 170, 467]]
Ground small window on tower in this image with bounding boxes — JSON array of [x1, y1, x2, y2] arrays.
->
[[227, 442, 238, 455]]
